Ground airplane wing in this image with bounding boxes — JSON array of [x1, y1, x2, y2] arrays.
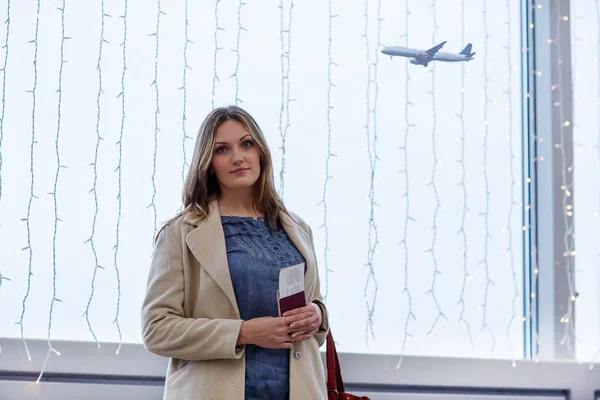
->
[[425, 41, 447, 56]]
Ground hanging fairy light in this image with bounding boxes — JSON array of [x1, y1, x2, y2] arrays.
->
[[455, 0, 475, 351], [318, 0, 338, 302], [397, 0, 416, 369], [424, 0, 447, 338]]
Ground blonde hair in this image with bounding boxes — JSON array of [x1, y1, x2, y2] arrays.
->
[[157, 105, 289, 241]]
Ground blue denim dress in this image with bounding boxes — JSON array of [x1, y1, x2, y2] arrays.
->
[[222, 216, 306, 400]]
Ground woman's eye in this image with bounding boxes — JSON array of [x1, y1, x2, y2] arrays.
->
[[242, 140, 253, 148], [216, 147, 226, 154]]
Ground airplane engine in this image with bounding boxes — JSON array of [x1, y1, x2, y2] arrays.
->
[[410, 59, 427, 67]]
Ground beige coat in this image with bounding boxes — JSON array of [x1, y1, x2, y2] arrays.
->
[[141, 200, 330, 400]]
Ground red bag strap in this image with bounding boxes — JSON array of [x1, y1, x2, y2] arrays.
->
[[326, 330, 371, 400], [326, 330, 345, 394]]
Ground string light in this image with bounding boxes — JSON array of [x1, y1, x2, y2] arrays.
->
[[113, 0, 129, 356], [147, 1, 164, 244], [503, 0, 519, 365], [0, 0, 9, 212], [231, 0, 246, 105], [456, 0, 474, 350], [361, 0, 382, 346], [38, 0, 70, 383], [480, 0, 496, 353], [181, 0, 193, 188], [0, 272, 9, 288], [397, 0, 415, 369], [82, 0, 109, 349], [212, 0, 223, 108], [317, 0, 338, 302], [424, 0, 447, 337], [0, 0, 11, 289], [277, 0, 294, 196], [553, 0, 576, 357], [15, 0, 40, 366]]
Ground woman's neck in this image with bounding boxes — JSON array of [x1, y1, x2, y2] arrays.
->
[[217, 194, 262, 218]]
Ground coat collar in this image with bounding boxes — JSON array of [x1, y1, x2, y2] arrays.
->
[[183, 199, 315, 318]]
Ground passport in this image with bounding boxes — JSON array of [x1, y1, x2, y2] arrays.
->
[[277, 263, 306, 315], [278, 290, 307, 315]]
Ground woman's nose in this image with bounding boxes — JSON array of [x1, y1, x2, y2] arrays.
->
[[231, 148, 243, 163]]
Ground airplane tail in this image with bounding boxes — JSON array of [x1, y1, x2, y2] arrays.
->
[[460, 43, 474, 56]]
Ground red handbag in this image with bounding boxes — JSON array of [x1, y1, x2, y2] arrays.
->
[[326, 330, 370, 400]]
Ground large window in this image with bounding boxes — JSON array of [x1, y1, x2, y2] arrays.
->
[[0, 0, 531, 370]]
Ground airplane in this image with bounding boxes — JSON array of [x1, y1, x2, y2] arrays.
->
[[381, 41, 476, 67]]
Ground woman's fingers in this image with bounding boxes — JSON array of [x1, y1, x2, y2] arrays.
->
[[290, 323, 318, 338], [290, 327, 319, 342], [289, 314, 317, 330], [280, 308, 321, 343], [291, 330, 308, 339], [284, 311, 313, 327]]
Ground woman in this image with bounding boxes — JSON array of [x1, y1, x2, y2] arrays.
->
[[141, 105, 329, 400]]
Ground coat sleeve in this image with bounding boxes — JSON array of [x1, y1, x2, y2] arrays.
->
[[141, 224, 245, 361], [306, 223, 330, 347]]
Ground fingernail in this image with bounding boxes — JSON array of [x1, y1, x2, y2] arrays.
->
[[290, 323, 295, 329]]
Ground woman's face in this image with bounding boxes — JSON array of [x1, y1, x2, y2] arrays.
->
[[210, 119, 262, 191]]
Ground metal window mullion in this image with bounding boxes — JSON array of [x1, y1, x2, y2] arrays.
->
[[521, 0, 536, 361]]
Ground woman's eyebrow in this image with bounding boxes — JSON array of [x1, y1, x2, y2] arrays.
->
[[214, 135, 252, 145]]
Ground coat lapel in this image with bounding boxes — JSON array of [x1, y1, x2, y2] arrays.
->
[[183, 199, 317, 317], [184, 200, 241, 318]]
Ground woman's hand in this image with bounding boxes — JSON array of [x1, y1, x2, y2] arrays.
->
[[283, 303, 322, 343], [238, 314, 308, 349]]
